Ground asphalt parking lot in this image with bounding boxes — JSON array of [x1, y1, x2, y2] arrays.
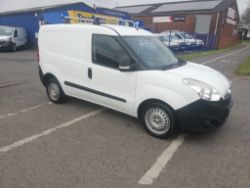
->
[[0, 45, 250, 188]]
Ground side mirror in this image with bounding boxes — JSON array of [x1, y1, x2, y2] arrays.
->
[[14, 30, 18, 38], [119, 57, 136, 72]]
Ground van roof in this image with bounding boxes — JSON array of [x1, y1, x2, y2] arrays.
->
[[40, 24, 153, 37]]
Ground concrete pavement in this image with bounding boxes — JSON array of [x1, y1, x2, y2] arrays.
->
[[0, 45, 250, 188]]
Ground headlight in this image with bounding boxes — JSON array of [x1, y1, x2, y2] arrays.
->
[[5, 38, 11, 43], [183, 79, 221, 101]]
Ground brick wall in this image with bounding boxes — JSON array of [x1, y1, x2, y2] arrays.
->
[[216, 1, 240, 49], [217, 23, 239, 49], [133, 15, 196, 33], [133, 0, 240, 49]]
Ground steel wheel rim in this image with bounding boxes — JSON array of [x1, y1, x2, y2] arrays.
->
[[48, 82, 60, 101], [145, 107, 171, 135]]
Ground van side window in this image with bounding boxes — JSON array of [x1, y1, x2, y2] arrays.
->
[[92, 35, 130, 69], [14, 30, 18, 37]]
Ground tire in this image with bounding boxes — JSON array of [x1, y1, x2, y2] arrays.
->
[[141, 102, 176, 139], [12, 44, 17, 52], [23, 43, 28, 49], [45, 78, 66, 104]]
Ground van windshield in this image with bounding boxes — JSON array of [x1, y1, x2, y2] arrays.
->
[[123, 36, 183, 70], [0, 27, 14, 36]]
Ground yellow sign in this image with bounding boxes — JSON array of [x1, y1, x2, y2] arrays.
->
[[67, 10, 120, 24]]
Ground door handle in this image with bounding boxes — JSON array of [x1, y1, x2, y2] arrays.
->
[[88, 68, 92, 79]]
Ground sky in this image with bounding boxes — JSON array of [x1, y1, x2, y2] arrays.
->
[[89, 0, 249, 15]]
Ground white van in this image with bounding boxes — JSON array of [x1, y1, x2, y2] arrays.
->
[[38, 24, 233, 138], [0, 25, 27, 51]]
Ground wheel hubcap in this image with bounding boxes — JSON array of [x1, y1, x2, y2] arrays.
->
[[145, 107, 171, 135], [48, 82, 60, 101]]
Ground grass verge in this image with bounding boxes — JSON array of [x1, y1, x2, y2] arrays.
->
[[242, 39, 250, 44], [235, 56, 250, 76], [177, 42, 244, 61]]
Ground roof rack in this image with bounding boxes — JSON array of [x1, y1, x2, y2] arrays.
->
[[63, 16, 95, 24], [62, 16, 138, 29]]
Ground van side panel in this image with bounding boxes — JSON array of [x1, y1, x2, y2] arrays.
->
[[39, 29, 90, 97]]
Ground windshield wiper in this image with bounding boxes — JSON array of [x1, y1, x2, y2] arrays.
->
[[178, 59, 187, 66], [162, 59, 186, 70], [162, 63, 179, 70]]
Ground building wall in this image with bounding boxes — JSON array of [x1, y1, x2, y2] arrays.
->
[[0, 12, 39, 46], [96, 8, 130, 20], [216, 0, 239, 49], [134, 14, 220, 34], [132, 0, 240, 49], [0, 3, 95, 47], [42, 3, 95, 24], [0, 4, 130, 48], [133, 15, 196, 33], [218, 23, 239, 48]]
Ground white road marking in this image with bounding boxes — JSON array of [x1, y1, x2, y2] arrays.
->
[[137, 46, 250, 186], [0, 80, 32, 88], [0, 102, 51, 120], [233, 76, 250, 82], [138, 135, 186, 185], [20, 104, 43, 113], [202, 45, 250, 65], [0, 113, 18, 120], [0, 109, 104, 154]]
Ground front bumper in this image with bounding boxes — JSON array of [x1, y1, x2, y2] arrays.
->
[[170, 46, 180, 51], [196, 44, 204, 48], [177, 95, 233, 132], [186, 44, 197, 50], [0, 41, 12, 50]]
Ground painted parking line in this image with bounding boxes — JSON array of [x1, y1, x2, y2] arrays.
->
[[138, 135, 186, 185], [138, 46, 250, 186], [0, 80, 33, 89], [0, 102, 52, 120], [0, 109, 104, 154], [232, 76, 250, 82], [202, 45, 250, 65]]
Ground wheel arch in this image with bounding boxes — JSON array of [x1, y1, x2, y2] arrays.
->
[[44, 73, 58, 85], [137, 99, 175, 120]]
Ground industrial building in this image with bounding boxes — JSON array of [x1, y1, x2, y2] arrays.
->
[[0, 1, 130, 47], [116, 0, 240, 49]]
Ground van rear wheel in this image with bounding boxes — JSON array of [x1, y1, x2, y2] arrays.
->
[[141, 102, 176, 138], [46, 78, 66, 104]]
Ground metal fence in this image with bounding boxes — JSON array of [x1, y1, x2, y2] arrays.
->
[[194, 33, 217, 50]]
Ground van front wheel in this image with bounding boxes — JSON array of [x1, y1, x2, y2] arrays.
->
[[141, 102, 176, 138], [46, 78, 66, 104], [12, 44, 17, 52]]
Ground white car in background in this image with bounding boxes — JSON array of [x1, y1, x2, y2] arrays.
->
[[174, 32, 197, 49], [160, 32, 187, 51], [177, 32, 205, 49], [155, 34, 180, 51], [0, 25, 27, 52]]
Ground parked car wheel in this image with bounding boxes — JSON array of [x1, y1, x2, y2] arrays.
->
[[46, 78, 66, 104], [141, 102, 176, 138]]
